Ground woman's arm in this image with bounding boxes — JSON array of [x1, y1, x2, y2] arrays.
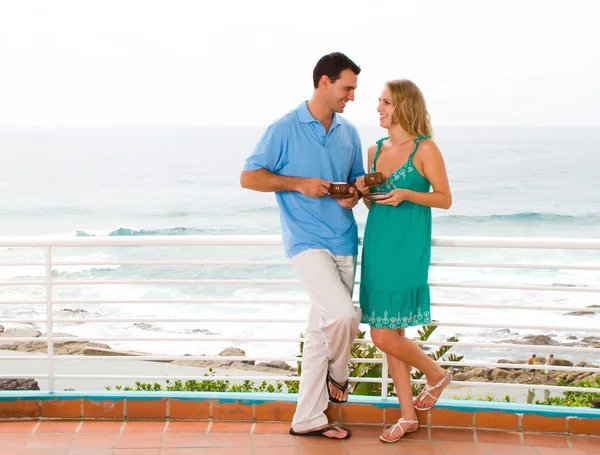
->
[[406, 140, 452, 209]]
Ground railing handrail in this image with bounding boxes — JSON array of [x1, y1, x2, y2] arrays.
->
[[1, 234, 600, 249]]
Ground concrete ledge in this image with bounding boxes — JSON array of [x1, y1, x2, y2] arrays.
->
[[1, 391, 599, 437]]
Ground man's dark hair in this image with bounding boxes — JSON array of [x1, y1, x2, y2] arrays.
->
[[313, 52, 361, 89]]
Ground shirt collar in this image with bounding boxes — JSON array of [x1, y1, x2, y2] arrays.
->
[[296, 101, 342, 128]]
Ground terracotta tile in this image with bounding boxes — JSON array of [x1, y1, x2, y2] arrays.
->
[[385, 406, 428, 425], [522, 414, 566, 433], [41, 400, 81, 419], [68, 450, 113, 455], [0, 433, 30, 449], [436, 442, 487, 454], [205, 434, 253, 447], [209, 422, 252, 433], [36, 421, 80, 433], [205, 448, 252, 455], [430, 427, 474, 442], [534, 448, 589, 455], [569, 435, 600, 451], [0, 421, 37, 433], [254, 402, 296, 422], [340, 404, 383, 424], [253, 423, 291, 434], [161, 432, 209, 448], [343, 424, 384, 438], [212, 403, 252, 421], [78, 421, 123, 433], [392, 444, 442, 454], [252, 434, 298, 446], [568, 417, 600, 437], [83, 399, 124, 419], [523, 433, 569, 448], [113, 450, 161, 455], [253, 448, 301, 455], [324, 403, 340, 424], [475, 411, 519, 430], [346, 444, 395, 455], [169, 399, 210, 420], [430, 409, 473, 428], [299, 447, 346, 455], [126, 399, 167, 419], [116, 432, 163, 448], [0, 400, 40, 418], [476, 429, 521, 445], [161, 449, 208, 455], [20, 450, 69, 455], [122, 421, 166, 433], [166, 421, 209, 433], [395, 426, 429, 441], [25, 433, 73, 449], [71, 432, 119, 448], [346, 423, 422, 443], [296, 432, 347, 446], [481, 443, 539, 454]]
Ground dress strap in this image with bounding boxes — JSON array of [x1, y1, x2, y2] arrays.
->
[[371, 137, 387, 172], [408, 135, 431, 161]]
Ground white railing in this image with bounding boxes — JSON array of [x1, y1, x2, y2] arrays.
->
[[1, 235, 600, 400]]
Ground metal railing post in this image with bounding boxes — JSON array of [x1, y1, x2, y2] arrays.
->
[[45, 246, 55, 393], [381, 353, 389, 400]]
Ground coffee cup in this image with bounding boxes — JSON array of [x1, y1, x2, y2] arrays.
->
[[364, 172, 384, 186], [329, 182, 349, 195]]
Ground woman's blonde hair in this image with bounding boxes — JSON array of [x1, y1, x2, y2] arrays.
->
[[387, 79, 432, 137]]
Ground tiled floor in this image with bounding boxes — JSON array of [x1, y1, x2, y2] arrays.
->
[[0, 420, 598, 454]]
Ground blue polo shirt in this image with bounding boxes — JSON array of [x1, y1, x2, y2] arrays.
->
[[243, 101, 365, 258]]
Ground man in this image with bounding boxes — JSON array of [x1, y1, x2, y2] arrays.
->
[[240, 52, 364, 440], [527, 353, 536, 377]]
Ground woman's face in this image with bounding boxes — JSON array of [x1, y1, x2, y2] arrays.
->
[[377, 86, 394, 129]]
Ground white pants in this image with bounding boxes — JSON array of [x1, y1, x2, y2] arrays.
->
[[290, 249, 362, 431]]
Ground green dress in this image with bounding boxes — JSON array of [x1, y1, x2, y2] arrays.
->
[[360, 135, 432, 329]]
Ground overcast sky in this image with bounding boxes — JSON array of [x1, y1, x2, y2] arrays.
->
[[1, 0, 599, 127]]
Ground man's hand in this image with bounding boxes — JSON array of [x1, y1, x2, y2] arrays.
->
[[336, 187, 360, 209], [376, 189, 409, 206], [296, 178, 331, 197]]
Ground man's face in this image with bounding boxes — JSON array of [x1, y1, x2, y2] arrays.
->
[[325, 69, 358, 113]]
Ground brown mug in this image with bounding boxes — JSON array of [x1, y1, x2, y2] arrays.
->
[[364, 172, 384, 186], [329, 182, 349, 195]]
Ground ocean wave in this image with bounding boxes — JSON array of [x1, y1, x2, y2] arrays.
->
[[435, 212, 600, 223], [76, 227, 203, 237], [75, 225, 278, 237], [238, 206, 279, 214]]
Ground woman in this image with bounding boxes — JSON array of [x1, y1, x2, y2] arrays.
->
[[355, 79, 453, 443]]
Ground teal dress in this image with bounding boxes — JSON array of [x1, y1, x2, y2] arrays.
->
[[360, 135, 432, 329]]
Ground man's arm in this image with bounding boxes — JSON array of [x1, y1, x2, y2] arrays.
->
[[240, 169, 331, 198]]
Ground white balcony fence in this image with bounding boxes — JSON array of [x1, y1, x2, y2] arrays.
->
[[1, 235, 599, 400]]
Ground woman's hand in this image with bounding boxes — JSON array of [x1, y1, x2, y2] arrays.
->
[[355, 176, 369, 195], [376, 189, 409, 206]]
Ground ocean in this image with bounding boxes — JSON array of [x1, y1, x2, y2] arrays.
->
[[1, 126, 599, 367]]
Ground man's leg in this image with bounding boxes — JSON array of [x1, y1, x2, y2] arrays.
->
[[290, 249, 360, 433], [328, 254, 360, 389]]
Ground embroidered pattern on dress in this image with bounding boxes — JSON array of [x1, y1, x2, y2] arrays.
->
[[363, 308, 431, 329]]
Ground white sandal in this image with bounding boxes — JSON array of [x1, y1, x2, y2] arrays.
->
[[414, 369, 452, 411], [379, 418, 419, 443]]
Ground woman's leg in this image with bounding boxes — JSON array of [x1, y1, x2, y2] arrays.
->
[[380, 329, 419, 440], [371, 327, 450, 409]]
